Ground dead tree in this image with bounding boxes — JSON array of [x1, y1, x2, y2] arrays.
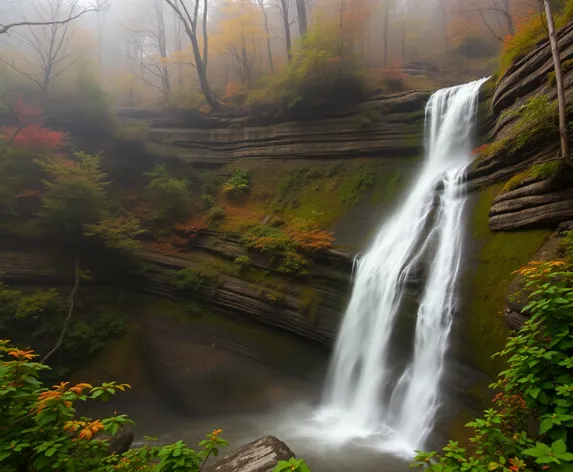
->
[[165, 0, 221, 110], [0, 1, 106, 35], [542, 0, 570, 166], [0, 0, 107, 93]]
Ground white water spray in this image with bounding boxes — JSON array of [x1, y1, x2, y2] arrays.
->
[[319, 78, 488, 453]]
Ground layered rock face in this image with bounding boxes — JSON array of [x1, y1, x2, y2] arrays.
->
[[138, 231, 353, 346], [118, 91, 429, 167], [467, 21, 573, 230], [503, 221, 573, 331]]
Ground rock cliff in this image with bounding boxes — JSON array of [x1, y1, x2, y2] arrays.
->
[[468, 21, 573, 230], [117, 91, 429, 167]]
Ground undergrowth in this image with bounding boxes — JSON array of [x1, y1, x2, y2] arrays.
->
[[500, 2, 573, 75], [474, 95, 558, 162]]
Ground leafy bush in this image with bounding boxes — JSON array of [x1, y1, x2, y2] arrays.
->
[[243, 221, 332, 275], [475, 95, 558, 162], [0, 340, 229, 471], [37, 151, 108, 237], [208, 206, 226, 224], [169, 267, 220, 292], [413, 258, 573, 471], [500, 5, 573, 75], [0, 284, 127, 376], [84, 214, 144, 252], [201, 193, 215, 209], [246, 22, 364, 113], [277, 167, 322, 201], [222, 169, 250, 198], [233, 255, 251, 269], [146, 165, 191, 222]]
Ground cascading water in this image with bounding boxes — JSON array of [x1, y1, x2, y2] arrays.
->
[[318, 78, 489, 453]]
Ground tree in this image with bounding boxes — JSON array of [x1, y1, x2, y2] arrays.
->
[[275, 0, 294, 61], [165, 0, 221, 110], [37, 152, 108, 238], [296, 0, 308, 35], [0, 0, 103, 93], [0, 1, 106, 36], [124, 0, 172, 98], [542, 0, 570, 167], [213, 0, 264, 86], [469, 0, 515, 41], [382, 0, 392, 66], [146, 165, 192, 222], [255, 0, 275, 73]]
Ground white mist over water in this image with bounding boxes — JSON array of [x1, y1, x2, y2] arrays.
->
[[316, 78, 489, 455]]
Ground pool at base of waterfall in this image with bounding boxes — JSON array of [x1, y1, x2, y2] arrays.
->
[[108, 398, 413, 471]]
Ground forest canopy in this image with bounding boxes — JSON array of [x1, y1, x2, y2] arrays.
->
[[0, 0, 559, 112]]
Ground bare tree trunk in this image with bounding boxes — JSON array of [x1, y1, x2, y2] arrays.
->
[[203, 0, 209, 69], [261, 5, 274, 73], [383, 0, 390, 66], [165, 0, 221, 110], [502, 0, 515, 35], [280, 0, 292, 61], [296, 0, 307, 36], [155, 0, 171, 94], [544, 0, 570, 166], [42, 255, 80, 364]]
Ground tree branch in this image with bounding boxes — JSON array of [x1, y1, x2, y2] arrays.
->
[[42, 254, 80, 364], [0, 7, 100, 35]]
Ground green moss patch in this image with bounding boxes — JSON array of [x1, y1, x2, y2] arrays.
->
[[462, 185, 551, 377]]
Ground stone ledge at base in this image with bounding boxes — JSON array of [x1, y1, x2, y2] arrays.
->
[[205, 436, 295, 472]]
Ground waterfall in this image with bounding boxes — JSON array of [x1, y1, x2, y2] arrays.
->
[[319, 78, 489, 453]]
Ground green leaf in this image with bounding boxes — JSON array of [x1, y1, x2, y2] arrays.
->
[[552, 440, 567, 455]]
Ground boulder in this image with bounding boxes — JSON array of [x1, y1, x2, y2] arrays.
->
[[107, 427, 134, 455], [205, 436, 295, 472]]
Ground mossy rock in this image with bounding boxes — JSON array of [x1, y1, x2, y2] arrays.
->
[[459, 185, 551, 377]]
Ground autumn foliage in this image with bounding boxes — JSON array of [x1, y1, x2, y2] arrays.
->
[[0, 99, 66, 153], [0, 340, 231, 471]]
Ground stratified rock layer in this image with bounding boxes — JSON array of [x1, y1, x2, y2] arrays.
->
[[467, 20, 573, 230], [117, 91, 429, 167]]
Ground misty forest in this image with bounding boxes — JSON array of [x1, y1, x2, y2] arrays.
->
[[1, 0, 573, 471]]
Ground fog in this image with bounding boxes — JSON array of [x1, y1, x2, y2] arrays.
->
[[0, 0, 539, 106]]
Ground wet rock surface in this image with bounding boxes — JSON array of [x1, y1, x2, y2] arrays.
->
[[205, 436, 295, 472], [504, 222, 572, 330]]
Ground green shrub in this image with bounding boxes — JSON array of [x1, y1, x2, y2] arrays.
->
[[201, 193, 215, 209], [146, 165, 191, 222], [0, 340, 229, 471], [222, 169, 250, 198], [37, 151, 108, 238], [562, 229, 573, 262], [84, 214, 144, 252], [233, 255, 251, 269], [169, 267, 219, 292], [413, 259, 573, 471], [246, 21, 364, 113], [208, 206, 226, 224], [476, 95, 558, 162], [0, 284, 127, 377], [277, 167, 322, 201]]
